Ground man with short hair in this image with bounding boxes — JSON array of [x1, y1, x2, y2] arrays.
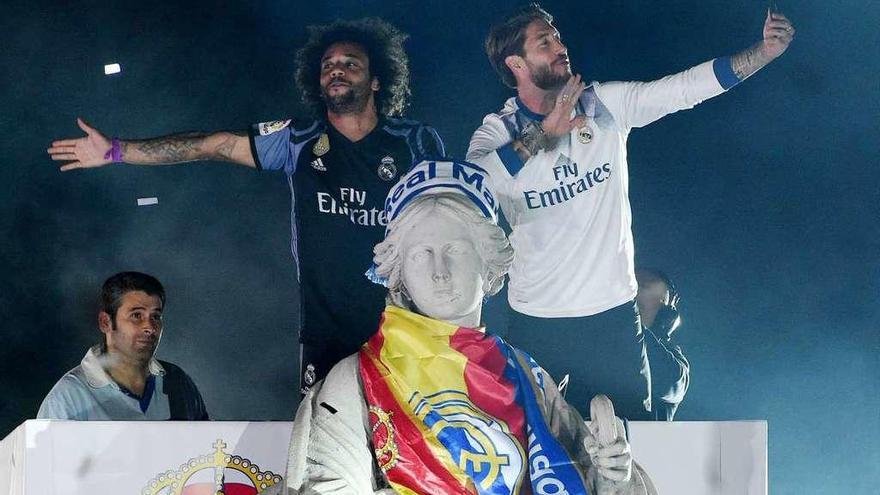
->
[[38, 272, 208, 420], [47, 18, 445, 390], [467, 3, 794, 419], [636, 268, 689, 421]]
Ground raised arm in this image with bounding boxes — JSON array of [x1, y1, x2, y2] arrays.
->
[[596, 9, 795, 131], [48, 118, 255, 171], [730, 10, 795, 81]]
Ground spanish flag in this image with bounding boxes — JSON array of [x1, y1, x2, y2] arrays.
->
[[359, 306, 591, 495]]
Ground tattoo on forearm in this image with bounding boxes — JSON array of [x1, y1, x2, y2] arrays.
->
[[130, 132, 207, 163], [731, 42, 771, 81], [213, 135, 238, 161]]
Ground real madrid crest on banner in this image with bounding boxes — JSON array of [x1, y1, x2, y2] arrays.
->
[[377, 156, 397, 181], [577, 124, 593, 144]]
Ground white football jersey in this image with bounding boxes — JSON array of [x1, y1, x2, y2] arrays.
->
[[468, 60, 729, 317]]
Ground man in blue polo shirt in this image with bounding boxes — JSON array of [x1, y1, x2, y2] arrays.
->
[[38, 272, 208, 420]]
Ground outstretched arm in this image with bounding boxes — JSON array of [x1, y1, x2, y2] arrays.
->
[[48, 118, 255, 171], [596, 8, 795, 131]]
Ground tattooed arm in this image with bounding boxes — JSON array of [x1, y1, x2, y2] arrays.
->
[[48, 118, 255, 171], [730, 10, 795, 81]]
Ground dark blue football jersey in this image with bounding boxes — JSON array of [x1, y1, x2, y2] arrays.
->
[[249, 117, 445, 366]]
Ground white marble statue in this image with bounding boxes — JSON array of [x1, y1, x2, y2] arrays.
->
[[284, 160, 657, 495]]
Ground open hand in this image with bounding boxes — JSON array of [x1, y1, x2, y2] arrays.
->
[[541, 75, 587, 138], [761, 10, 795, 59], [48, 118, 113, 171]]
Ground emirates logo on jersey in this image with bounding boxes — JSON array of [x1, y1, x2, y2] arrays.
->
[[523, 156, 612, 209], [316, 187, 388, 226]]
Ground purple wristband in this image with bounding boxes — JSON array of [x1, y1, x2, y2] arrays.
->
[[103, 138, 124, 163]]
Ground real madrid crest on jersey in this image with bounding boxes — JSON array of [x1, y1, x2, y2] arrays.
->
[[577, 124, 593, 144], [377, 155, 397, 181], [302, 363, 317, 390]]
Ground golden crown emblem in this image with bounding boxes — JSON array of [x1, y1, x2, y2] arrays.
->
[[369, 406, 400, 473], [141, 439, 283, 495]]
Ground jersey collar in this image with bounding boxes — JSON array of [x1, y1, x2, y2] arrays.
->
[[514, 96, 546, 121]]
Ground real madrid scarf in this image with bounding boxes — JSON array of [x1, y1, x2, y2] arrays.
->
[[359, 306, 591, 495]]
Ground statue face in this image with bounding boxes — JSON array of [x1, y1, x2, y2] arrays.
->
[[400, 208, 485, 327]]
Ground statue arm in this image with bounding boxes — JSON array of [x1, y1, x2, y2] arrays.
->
[[288, 356, 379, 495]]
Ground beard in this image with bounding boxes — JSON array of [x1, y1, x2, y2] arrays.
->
[[321, 77, 372, 114], [529, 59, 571, 91]]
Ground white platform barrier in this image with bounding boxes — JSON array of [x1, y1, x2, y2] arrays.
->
[[0, 420, 766, 494], [628, 421, 767, 494]]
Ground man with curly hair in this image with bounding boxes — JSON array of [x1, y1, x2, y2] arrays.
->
[[48, 18, 446, 390]]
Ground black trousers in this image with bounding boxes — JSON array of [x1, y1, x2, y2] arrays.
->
[[507, 301, 651, 420]]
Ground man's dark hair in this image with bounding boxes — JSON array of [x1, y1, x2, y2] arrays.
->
[[485, 3, 554, 88], [635, 268, 675, 293], [295, 18, 411, 117], [100, 271, 166, 320]]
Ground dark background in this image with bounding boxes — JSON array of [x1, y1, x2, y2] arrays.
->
[[1, 0, 877, 492]]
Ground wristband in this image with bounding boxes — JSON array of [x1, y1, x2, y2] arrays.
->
[[103, 138, 124, 163]]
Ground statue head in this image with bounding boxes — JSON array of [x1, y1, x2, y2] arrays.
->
[[370, 161, 513, 327]]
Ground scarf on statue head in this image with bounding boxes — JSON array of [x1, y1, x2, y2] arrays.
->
[[359, 306, 592, 495]]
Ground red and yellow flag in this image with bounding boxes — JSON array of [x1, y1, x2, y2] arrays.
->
[[360, 306, 532, 495]]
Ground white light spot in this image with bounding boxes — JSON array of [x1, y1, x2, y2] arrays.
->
[[104, 63, 121, 75], [137, 197, 158, 206]]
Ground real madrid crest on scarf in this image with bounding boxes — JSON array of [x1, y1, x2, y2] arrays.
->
[[377, 155, 397, 181]]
